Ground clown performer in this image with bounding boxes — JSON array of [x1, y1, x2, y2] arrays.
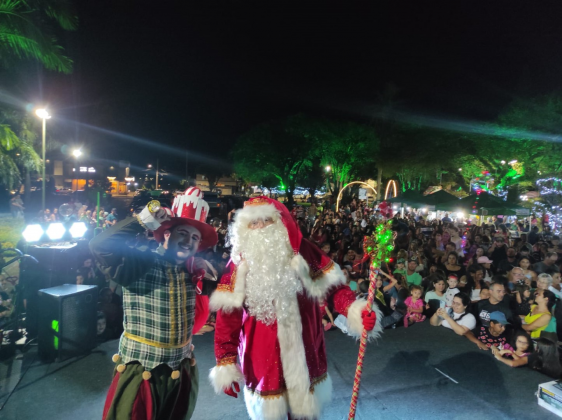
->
[[209, 197, 382, 420], [90, 187, 218, 420]]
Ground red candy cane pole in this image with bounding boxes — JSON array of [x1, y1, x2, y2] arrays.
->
[[347, 265, 378, 420]]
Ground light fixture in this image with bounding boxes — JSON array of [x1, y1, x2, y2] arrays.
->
[[46, 223, 66, 240], [22, 224, 44, 242], [88, 167, 96, 173], [35, 109, 51, 120], [72, 149, 82, 157], [457, 211, 464, 219], [69, 222, 88, 238], [501, 160, 506, 164], [458, 168, 462, 171], [508, 159, 517, 165], [325, 166, 331, 171]]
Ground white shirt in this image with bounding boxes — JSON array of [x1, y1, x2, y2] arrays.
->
[[442, 311, 476, 331], [445, 288, 460, 308], [471, 288, 481, 301]]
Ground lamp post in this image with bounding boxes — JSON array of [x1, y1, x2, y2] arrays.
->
[[35, 109, 51, 210], [72, 149, 82, 191]]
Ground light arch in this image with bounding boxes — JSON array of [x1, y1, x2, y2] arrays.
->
[[336, 181, 377, 212], [384, 180, 398, 200]]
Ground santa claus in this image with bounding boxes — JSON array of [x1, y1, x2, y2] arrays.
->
[[209, 197, 382, 420]]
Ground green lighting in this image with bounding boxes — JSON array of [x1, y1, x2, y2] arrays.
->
[[52, 320, 59, 350]]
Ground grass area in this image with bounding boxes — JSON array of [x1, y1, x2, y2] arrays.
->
[[0, 214, 24, 249]]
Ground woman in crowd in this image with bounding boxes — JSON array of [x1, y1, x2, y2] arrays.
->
[[459, 264, 486, 302], [425, 276, 447, 305], [444, 252, 465, 279], [467, 246, 485, 266], [518, 257, 537, 286], [522, 290, 555, 339], [491, 330, 534, 367], [429, 292, 476, 335]]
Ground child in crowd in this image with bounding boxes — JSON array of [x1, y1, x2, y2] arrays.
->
[[403, 285, 426, 327], [393, 258, 407, 276], [479, 287, 491, 301], [492, 330, 534, 367], [513, 284, 533, 316], [445, 275, 460, 308]]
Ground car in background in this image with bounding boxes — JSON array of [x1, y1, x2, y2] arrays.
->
[[54, 187, 73, 195]]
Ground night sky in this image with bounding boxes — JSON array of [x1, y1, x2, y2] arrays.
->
[[7, 1, 562, 178]]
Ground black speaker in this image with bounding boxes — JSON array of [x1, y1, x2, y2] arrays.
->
[[37, 284, 98, 362], [22, 244, 82, 338]]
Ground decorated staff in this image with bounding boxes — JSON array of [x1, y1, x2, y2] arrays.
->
[[348, 221, 395, 420]]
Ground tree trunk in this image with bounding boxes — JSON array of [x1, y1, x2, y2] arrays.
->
[[24, 168, 31, 202], [376, 167, 382, 201]]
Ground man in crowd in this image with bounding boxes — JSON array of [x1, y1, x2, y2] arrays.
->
[[406, 256, 423, 286], [488, 236, 508, 270], [528, 225, 540, 245], [496, 247, 519, 274], [91, 187, 218, 420], [465, 311, 509, 350], [10, 194, 24, 219], [105, 208, 118, 226], [534, 251, 561, 275], [476, 281, 515, 327]]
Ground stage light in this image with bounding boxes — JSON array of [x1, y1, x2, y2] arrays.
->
[[72, 149, 82, 157], [69, 222, 88, 238], [46, 223, 66, 240], [23, 224, 44, 242]]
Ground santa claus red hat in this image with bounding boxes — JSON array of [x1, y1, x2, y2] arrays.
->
[[153, 187, 217, 250], [233, 196, 302, 254]]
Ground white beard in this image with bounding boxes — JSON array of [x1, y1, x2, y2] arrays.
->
[[233, 222, 302, 325]]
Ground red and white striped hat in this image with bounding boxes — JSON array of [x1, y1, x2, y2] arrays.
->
[[153, 187, 217, 250]]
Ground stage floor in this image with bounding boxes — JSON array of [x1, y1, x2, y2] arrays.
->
[[0, 322, 557, 419]]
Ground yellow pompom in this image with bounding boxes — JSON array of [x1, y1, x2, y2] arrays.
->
[[171, 370, 180, 380], [112, 354, 120, 363], [116, 364, 126, 373], [142, 370, 152, 381]]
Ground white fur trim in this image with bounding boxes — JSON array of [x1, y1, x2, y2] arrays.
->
[[242, 375, 332, 420], [274, 293, 334, 418], [233, 203, 281, 229], [295, 255, 346, 300], [345, 298, 383, 341], [275, 294, 310, 396], [209, 363, 244, 394], [243, 388, 289, 420], [209, 261, 248, 312]]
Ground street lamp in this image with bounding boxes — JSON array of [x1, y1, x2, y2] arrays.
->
[[72, 149, 82, 191], [35, 108, 51, 210]]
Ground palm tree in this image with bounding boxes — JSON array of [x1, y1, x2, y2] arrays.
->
[[0, 111, 41, 195], [0, 0, 77, 73]]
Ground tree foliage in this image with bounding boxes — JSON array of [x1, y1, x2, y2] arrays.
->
[[0, 0, 77, 73]]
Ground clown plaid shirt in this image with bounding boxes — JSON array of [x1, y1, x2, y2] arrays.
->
[[90, 218, 196, 370]]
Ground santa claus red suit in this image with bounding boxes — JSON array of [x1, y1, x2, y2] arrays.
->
[[209, 197, 382, 420]]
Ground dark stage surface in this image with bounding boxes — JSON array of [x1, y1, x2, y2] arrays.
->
[[0, 322, 557, 419]]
